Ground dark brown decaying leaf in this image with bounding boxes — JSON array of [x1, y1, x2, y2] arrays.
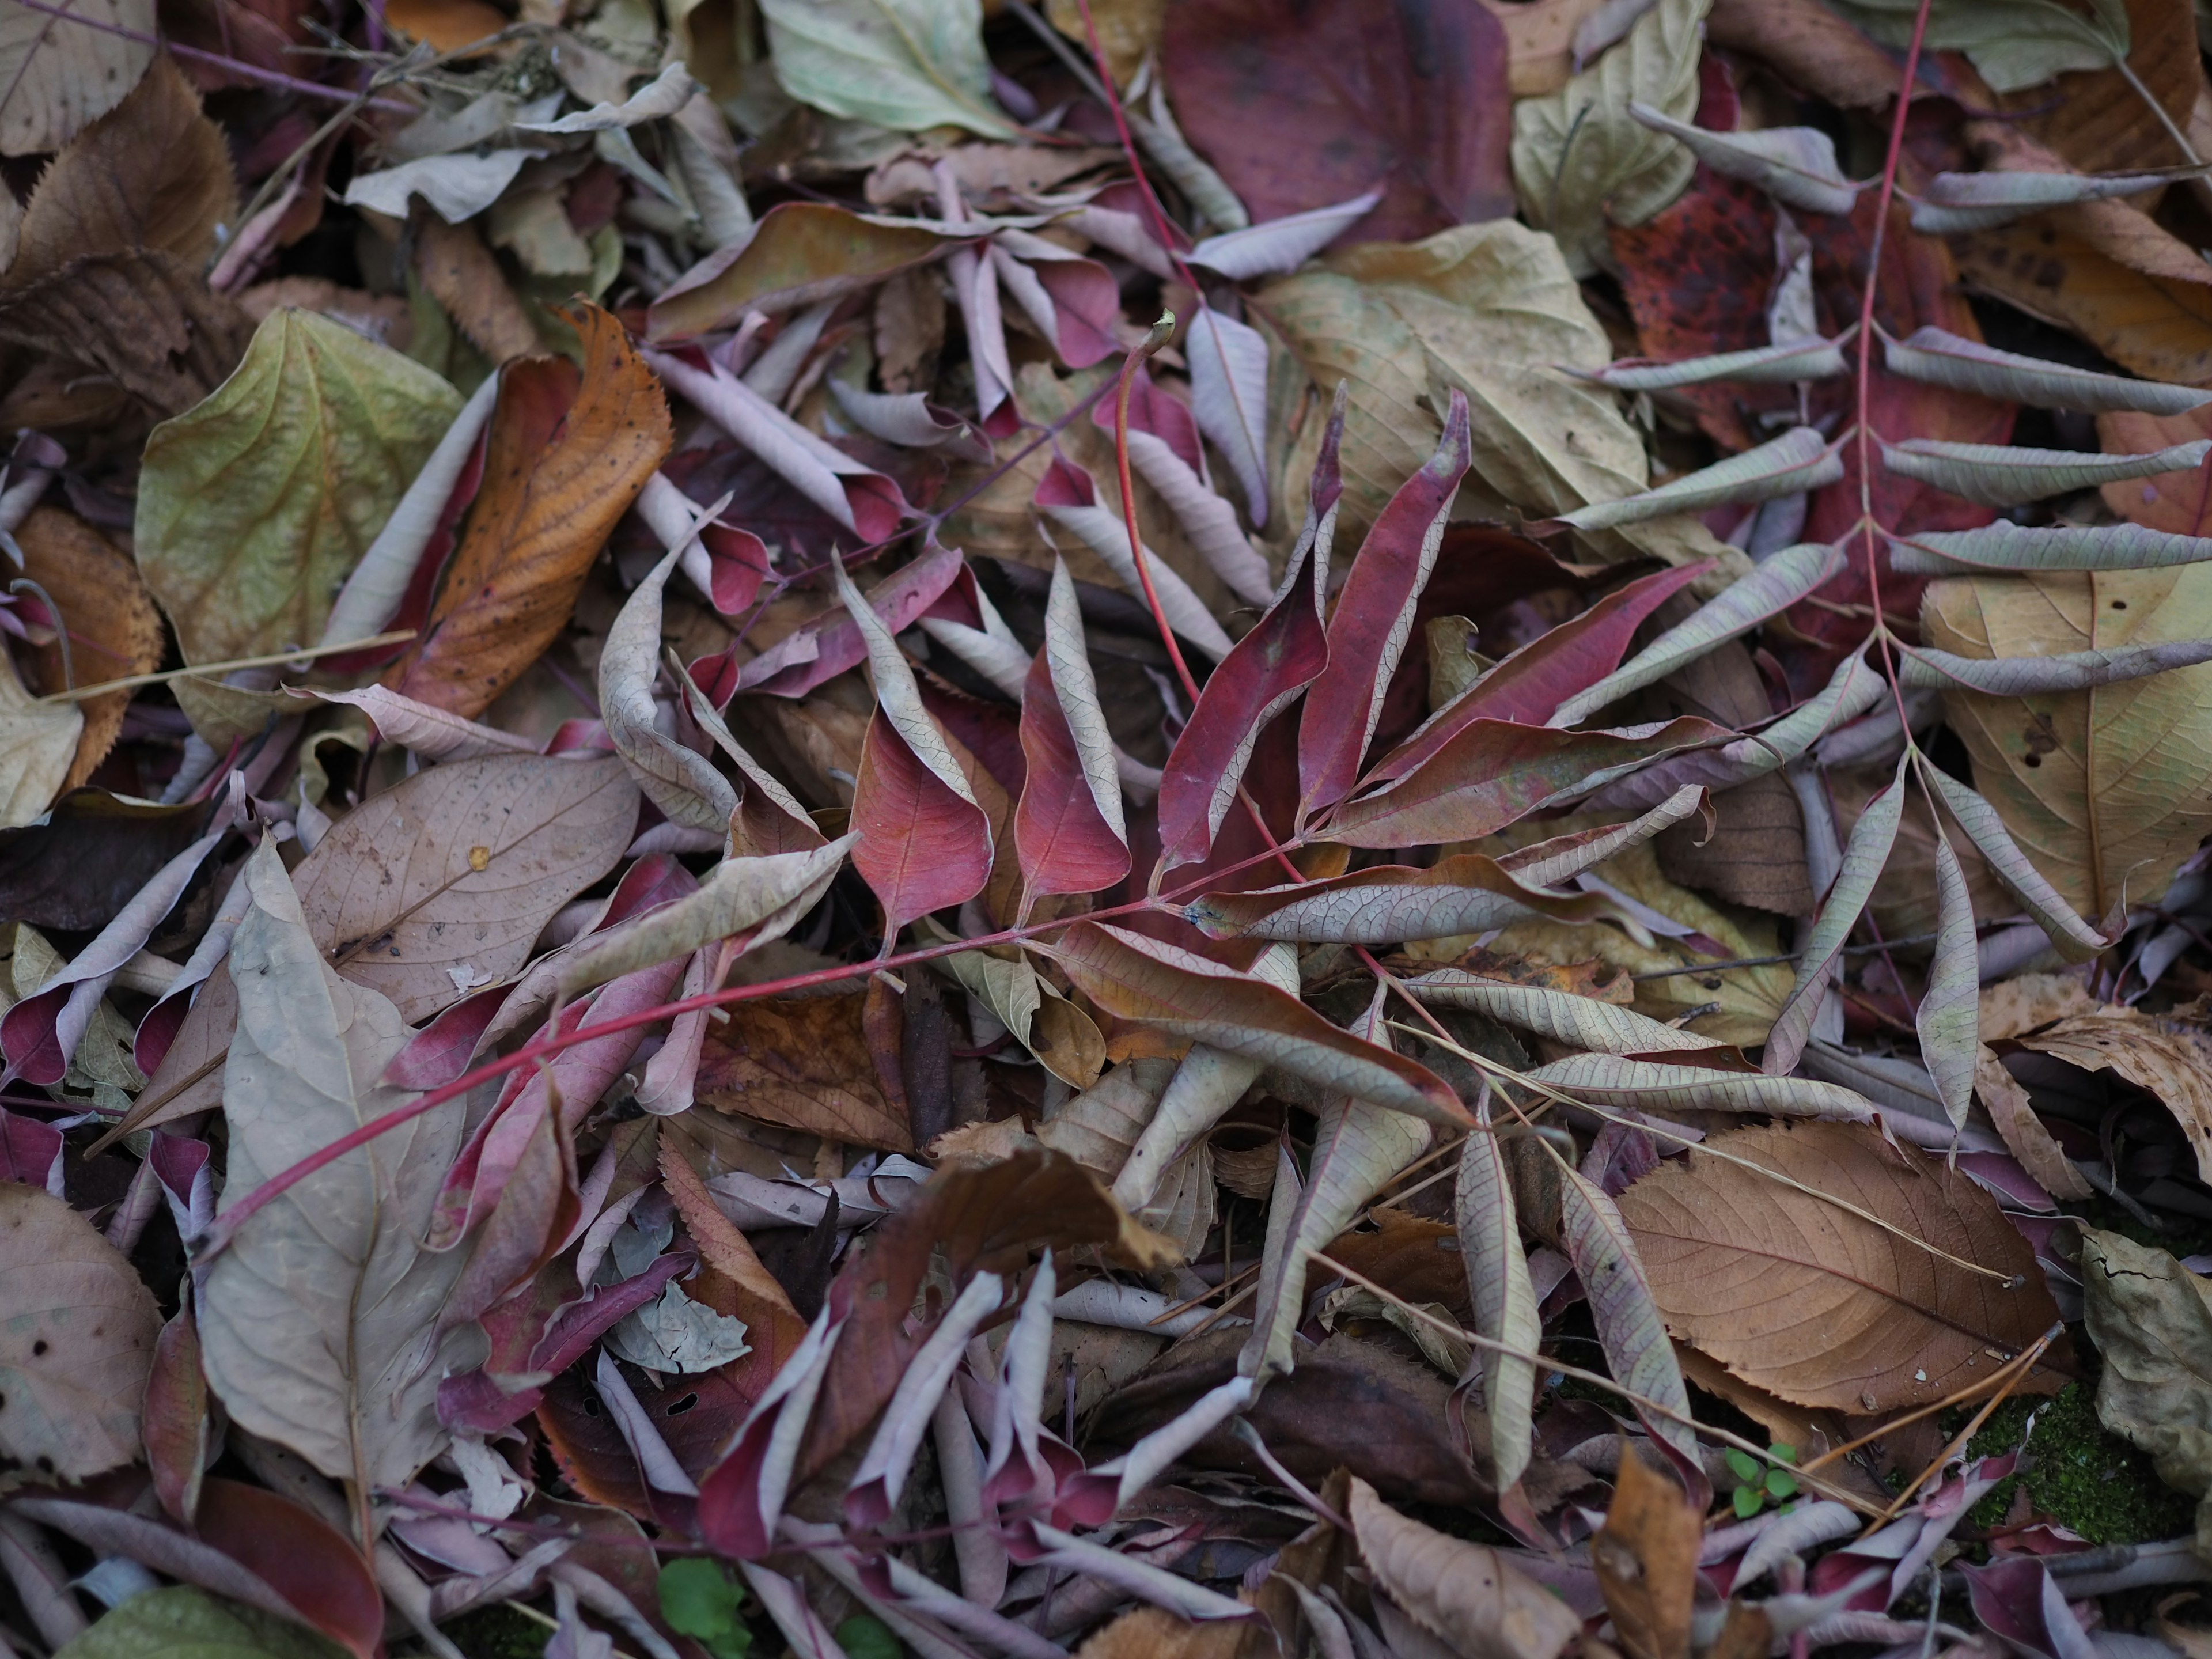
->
[[694, 992, 915, 1151], [1349, 1474, 1582, 1659], [387, 306, 669, 717], [0, 251, 249, 416], [1615, 1121, 2063, 1413]]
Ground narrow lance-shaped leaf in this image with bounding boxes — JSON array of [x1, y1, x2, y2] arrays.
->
[[1897, 638, 2212, 695], [1187, 190, 1384, 281], [1629, 103, 1859, 214], [1764, 755, 1909, 1078], [1106, 369, 1274, 607], [844, 1271, 1005, 1529], [1154, 388, 1343, 877], [1409, 972, 1725, 1055], [677, 665, 826, 858], [1881, 437, 2212, 506], [601, 548, 738, 833], [1550, 541, 1845, 726], [1111, 945, 1297, 1214], [1923, 766, 2108, 962], [1889, 522, 2212, 574], [1908, 165, 2212, 234], [1323, 716, 1730, 850], [840, 559, 995, 934], [1524, 1054, 1875, 1119], [1498, 785, 1713, 885], [1559, 427, 1842, 532], [1185, 850, 1609, 944], [1240, 984, 1435, 1382], [1586, 646, 1888, 810], [1053, 922, 1468, 1127], [1374, 559, 1711, 782], [1575, 336, 1850, 390], [1299, 387, 1473, 821], [1919, 828, 1979, 1131], [1185, 302, 1271, 527], [1883, 326, 2212, 416], [1032, 455, 1233, 660], [1558, 1162, 1708, 1503], [1013, 557, 1129, 908], [1456, 1092, 1538, 1491], [736, 539, 967, 699]]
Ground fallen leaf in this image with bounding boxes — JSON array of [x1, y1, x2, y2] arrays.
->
[[0, 0, 153, 157], [758, 0, 1015, 138], [199, 843, 485, 1510], [0, 645, 81, 830], [387, 306, 669, 716], [1159, 0, 1512, 244], [136, 307, 463, 665], [412, 214, 541, 364], [696, 991, 915, 1151], [2017, 1009, 2212, 1183], [0, 249, 250, 421], [13, 507, 164, 788], [1348, 1474, 1582, 1659], [1615, 1120, 2062, 1413], [46, 1586, 344, 1659], [2078, 1228, 2212, 1552], [1922, 565, 2212, 919], [650, 201, 969, 342], [1952, 219, 2212, 387], [1593, 1442, 1701, 1659], [0, 1182, 160, 1479]]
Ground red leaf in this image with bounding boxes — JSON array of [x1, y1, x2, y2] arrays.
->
[[192, 1480, 385, 1659], [1298, 388, 1472, 821], [852, 705, 995, 933], [1160, 0, 1513, 243], [1154, 393, 1345, 876], [1013, 654, 1129, 907], [1371, 559, 1714, 784], [735, 539, 968, 698], [1322, 716, 1733, 849]]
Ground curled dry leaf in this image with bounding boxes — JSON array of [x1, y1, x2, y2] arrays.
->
[[1614, 1120, 2062, 1414], [2017, 1010, 2212, 1184], [1347, 1475, 1582, 1659]]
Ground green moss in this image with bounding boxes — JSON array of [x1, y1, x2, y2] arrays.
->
[[1962, 1383, 2195, 1545], [439, 1604, 550, 1659]]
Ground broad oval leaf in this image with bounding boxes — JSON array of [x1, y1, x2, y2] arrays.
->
[[1525, 1054, 1874, 1119], [1628, 102, 1859, 214], [1349, 1478, 1581, 1659], [1577, 336, 1850, 390], [1889, 522, 2212, 574], [1763, 755, 1907, 1079], [200, 843, 483, 1498], [757, 0, 1014, 137], [1408, 971, 1725, 1055], [1013, 558, 1129, 907], [1454, 1100, 1540, 1493], [1615, 1120, 2061, 1412], [295, 752, 637, 1024], [1883, 325, 2212, 416], [136, 309, 461, 666], [1918, 831, 1979, 1131], [1324, 717, 1731, 849], [1185, 851, 1608, 944], [0, 1183, 158, 1480], [1558, 427, 1842, 532], [1881, 437, 2212, 507], [649, 202, 969, 342], [1897, 638, 2212, 694], [1909, 165, 2211, 234], [1053, 922, 1467, 1127], [1550, 541, 1844, 726], [1298, 389, 1472, 820]]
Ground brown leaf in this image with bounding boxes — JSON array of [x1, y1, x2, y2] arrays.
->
[[1981, 974, 2099, 1042], [2020, 1010, 2212, 1184], [1975, 1044, 2093, 1201], [1671, 1346, 1891, 1509], [0, 249, 249, 417], [1593, 1445, 1701, 1659], [1704, 0, 1906, 109], [387, 306, 670, 718], [1075, 1607, 1245, 1659], [1952, 221, 2212, 386], [1, 53, 234, 290], [0, 1182, 161, 1479], [1615, 1120, 2063, 1414], [1349, 1474, 1582, 1659], [14, 506, 164, 787], [412, 213, 541, 364], [2006, 0, 2204, 175], [695, 991, 916, 1152]]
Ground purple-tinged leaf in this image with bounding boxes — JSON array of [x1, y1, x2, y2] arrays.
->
[[1186, 303, 1271, 527], [1881, 437, 2212, 506], [1922, 767, 2109, 963], [1883, 325, 2212, 416], [1032, 454, 1234, 658], [1187, 190, 1385, 280], [1185, 850, 1609, 943], [736, 540, 967, 698], [1013, 557, 1130, 907], [1559, 427, 1842, 531], [1898, 638, 2212, 694], [1889, 521, 2212, 573]]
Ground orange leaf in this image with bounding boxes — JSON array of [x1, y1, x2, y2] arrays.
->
[[1594, 1442, 1702, 1659], [385, 304, 669, 718]]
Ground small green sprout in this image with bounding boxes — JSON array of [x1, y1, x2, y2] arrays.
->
[[659, 1558, 752, 1659], [1725, 1444, 1799, 1518]]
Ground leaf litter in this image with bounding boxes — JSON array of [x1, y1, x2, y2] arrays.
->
[[18, 1, 2212, 1656]]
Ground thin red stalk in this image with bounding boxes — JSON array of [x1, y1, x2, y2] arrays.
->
[[11, 0, 416, 110], [1853, 0, 1937, 738], [1113, 321, 1202, 705], [200, 837, 1298, 1253], [1070, 0, 1190, 276]]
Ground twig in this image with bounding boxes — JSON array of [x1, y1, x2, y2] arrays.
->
[[33, 631, 415, 704], [1860, 1323, 2064, 1531]]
